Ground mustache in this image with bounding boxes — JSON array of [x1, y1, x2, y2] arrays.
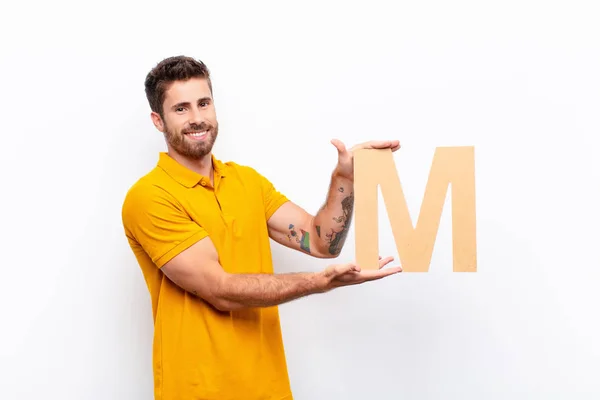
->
[[183, 122, 213, 133]]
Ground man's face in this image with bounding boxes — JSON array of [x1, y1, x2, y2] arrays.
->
[[153, 77, 218, 160]]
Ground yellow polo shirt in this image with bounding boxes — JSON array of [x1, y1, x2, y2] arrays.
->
[[121, 152, 293, 400]]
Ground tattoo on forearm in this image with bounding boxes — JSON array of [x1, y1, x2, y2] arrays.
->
[[286, 224, 311, 253], [285, 185, 353, 257], [324, 191, 354, 255]]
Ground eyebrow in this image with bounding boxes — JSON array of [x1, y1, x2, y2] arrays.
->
[[171, 97, 212, 110]]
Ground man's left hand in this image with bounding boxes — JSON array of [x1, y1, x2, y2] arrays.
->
[[331, 139, 401, 180]]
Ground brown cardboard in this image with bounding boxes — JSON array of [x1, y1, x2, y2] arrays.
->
[[354, 147, 477, 272]]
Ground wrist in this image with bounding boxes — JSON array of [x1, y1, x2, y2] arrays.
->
[[332, 166, 354, 183], [314, 270, 332, 293]]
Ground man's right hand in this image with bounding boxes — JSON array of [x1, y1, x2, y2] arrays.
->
[[319, 256, 402, 291]]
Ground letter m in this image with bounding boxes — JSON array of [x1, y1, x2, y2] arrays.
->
[[354, 147, 477, 272]]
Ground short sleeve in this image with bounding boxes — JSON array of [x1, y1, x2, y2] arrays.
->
[[121, 183, 209, 268], [249, 168, 289, 220]]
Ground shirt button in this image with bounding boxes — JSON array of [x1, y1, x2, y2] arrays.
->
[[200, 180, 207, 186]]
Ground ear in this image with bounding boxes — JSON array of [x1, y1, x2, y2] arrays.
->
[[150, 111, 165, 132]]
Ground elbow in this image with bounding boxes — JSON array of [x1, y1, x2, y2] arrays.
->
[[211, 300, 232, 312], [211, 297, 243, 312], [315, 251, 338, 259], [323, 247, 342, 259], [206, 274, 245, 312], [196, 290, 241, 312], [312, 244, 340, 259]]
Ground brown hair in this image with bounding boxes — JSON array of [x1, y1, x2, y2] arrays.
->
[[144, 55, 213, 117]]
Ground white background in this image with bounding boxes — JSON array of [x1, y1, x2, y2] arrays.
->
[[1, 0, 599, 399]]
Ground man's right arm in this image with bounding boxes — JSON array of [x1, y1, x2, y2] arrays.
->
[[122, 182, 401, 312], [160, 235, 334, 311], [160, 235, 402, 311]]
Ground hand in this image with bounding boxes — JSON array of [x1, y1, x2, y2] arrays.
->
[[319, 256, 402, 292], [331, 139, 401, 180]]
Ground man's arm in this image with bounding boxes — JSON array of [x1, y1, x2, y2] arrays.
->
[[160, 235, 366, 311], [267, 169, 354, 258], [122, 174, 401, 313], [266, 139, 400, 259]]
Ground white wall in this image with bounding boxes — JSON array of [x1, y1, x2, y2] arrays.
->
[[1, 0, 599, 398]]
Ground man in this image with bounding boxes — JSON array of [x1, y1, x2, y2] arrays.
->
[[121, 55, 402, 400]]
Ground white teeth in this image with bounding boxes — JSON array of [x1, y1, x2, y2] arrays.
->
[[188, 131, 207, 137]]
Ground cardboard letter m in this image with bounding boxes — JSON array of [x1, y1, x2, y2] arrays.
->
[[354, 147, 477, 272]]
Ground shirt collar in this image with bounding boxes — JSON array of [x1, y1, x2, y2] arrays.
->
[[157, 152, 226, 188]]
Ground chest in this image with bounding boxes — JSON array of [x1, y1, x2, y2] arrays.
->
[[182, 178, 266, 247]]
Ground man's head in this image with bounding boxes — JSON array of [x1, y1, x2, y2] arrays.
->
[[145, 56, 218, 161]]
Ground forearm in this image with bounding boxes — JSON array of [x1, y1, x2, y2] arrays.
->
[[313, 169, 354, 256], [213, 271, 326, 311]]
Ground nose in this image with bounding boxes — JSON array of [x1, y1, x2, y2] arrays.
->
[[189, 107, 206, 126]]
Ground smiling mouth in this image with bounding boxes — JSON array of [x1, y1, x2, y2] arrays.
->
[[185, 130, 209, 140]]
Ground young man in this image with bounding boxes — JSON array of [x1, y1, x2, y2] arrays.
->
[[121, 55, 402, 400]]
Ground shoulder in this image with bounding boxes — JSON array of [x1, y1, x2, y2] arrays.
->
[[121, 171, 181, 226], [123, 169, 169, 203]]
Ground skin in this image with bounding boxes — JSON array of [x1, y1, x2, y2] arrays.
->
[[150, 76, 403, 312]]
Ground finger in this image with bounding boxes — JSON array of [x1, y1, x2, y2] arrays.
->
[[338, 263, 360, 275], [378, 256, 395, 269], [375, 265, 403, 276], [364, 266, 403, 280], [381, 266, 403, 276], [330, 139, 347, 155], [368, 140, 400, 149], [349, 143, 398, 154]]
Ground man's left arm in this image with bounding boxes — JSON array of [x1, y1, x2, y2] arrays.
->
[[266, 139, 401, 259], [267, 170, 354, 258]]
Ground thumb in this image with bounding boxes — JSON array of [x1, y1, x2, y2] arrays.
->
[[326, 262, 359, 278], [339, 263, 360, 274], [330, 139, 347, 155]]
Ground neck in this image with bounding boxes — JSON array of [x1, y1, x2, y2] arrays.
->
[[168, 150, 214, 179]]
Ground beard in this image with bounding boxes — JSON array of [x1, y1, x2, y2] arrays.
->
[[164, 121, 219, 160]]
